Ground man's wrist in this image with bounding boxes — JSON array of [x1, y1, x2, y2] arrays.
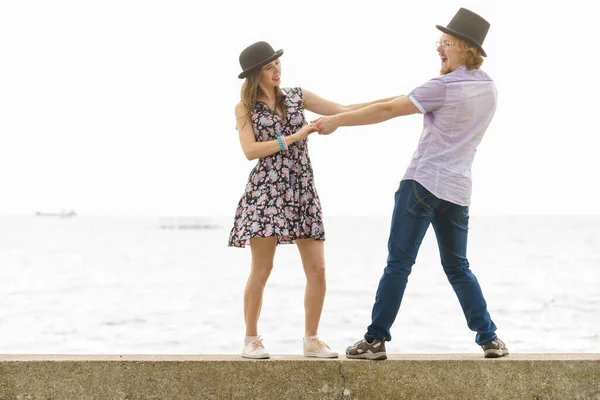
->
[[333, 114, 344, 128]]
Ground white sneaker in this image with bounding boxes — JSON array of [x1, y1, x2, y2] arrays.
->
[[242, 336, 270, 359], [303, 337, 338, 358]]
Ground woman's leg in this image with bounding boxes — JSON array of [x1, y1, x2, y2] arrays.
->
[[244, 237, 277, 336], [295, 238, 326, 337]]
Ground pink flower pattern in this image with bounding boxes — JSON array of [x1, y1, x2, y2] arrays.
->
[[229, 88, 325, 247]]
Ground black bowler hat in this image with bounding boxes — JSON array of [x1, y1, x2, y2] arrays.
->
[[436, 8, 490, 57], [238, 41, 284, 79]]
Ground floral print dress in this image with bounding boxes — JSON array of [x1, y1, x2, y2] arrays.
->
[[228, 87, 325, 248]]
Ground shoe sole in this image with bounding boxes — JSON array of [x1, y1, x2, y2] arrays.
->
[[346, 352, 387, 360], [484, 349, 509, 358], [304, 352, 339, 358], [241, 353, 270, 359]]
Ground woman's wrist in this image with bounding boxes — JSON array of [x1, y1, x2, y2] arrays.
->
[[287, 133, 298, 144]]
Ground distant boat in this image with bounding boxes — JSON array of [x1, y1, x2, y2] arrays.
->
[[35, 209, 77, 218], [159, 216, 220, 230]]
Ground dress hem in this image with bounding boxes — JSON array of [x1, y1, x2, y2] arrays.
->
[[228, 233, 326, 248]]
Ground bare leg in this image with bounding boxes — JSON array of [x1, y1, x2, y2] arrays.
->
[[296, 239, 326, 337], [244, 237, 277, 336]]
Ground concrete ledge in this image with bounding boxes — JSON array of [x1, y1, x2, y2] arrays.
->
[[1, 354, 599, 399]]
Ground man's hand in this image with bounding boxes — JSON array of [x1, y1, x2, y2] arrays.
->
[[312, 116, 340, 135]]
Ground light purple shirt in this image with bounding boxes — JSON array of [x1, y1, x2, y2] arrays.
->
[[405, 65, 497, 206]]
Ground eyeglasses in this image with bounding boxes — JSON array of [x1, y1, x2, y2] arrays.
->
[[436, 41, 457, 49]]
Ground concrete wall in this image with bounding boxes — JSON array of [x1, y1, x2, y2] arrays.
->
[[1, 354, 599, 400]]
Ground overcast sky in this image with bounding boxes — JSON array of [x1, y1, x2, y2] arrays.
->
[[1, 0, 597, 217]]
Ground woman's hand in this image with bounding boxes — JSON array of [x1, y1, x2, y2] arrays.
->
[[289, 123, 318, 143]]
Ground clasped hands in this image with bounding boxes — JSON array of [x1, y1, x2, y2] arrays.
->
[[300, 116, 340, 139]]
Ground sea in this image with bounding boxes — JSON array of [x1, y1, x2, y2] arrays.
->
[[0, 215, 598, 355]]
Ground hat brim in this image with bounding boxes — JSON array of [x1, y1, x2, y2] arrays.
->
[[435, 25, 487, 57], [238, 49, 284, 79]]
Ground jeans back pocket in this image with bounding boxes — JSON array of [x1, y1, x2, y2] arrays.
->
[[406, 181, 435, 217]]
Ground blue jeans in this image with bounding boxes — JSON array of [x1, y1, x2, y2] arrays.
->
[[364, 180, 497, 345]]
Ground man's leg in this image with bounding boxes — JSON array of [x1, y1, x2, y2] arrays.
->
[[431, 203, 497, 345], [365, 180, 434, 342]]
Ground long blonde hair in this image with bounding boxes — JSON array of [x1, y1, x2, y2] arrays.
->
[[457, 39, 484, 70], [238, 66, 287, 129]]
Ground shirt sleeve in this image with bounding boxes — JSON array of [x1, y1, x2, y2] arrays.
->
[[407, 78, 447, 113]]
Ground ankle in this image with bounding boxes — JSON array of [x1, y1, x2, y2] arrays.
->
[[245, 335, 259, 344]]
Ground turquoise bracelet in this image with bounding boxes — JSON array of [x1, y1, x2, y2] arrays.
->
[[277, 136, 285, 151]]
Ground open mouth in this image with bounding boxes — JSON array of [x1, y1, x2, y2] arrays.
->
[[441, 57, 448, 67]]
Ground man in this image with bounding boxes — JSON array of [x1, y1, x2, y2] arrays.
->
[[313, 8, 508, 359]]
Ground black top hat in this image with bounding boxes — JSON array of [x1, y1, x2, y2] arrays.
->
[[238, 41, 284, 79], [436, 8, 490, 57]]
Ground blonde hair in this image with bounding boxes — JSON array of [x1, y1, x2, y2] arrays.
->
[[238, 65, 287, 129], [457, 39, 484, 70]]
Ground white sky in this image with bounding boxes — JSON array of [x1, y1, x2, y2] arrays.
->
[[1, 0, 597, 216]]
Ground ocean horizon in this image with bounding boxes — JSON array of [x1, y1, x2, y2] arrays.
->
[[1, 215, 598, 355]]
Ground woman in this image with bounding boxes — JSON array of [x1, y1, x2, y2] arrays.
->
[[229, 41, 396, 359]]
